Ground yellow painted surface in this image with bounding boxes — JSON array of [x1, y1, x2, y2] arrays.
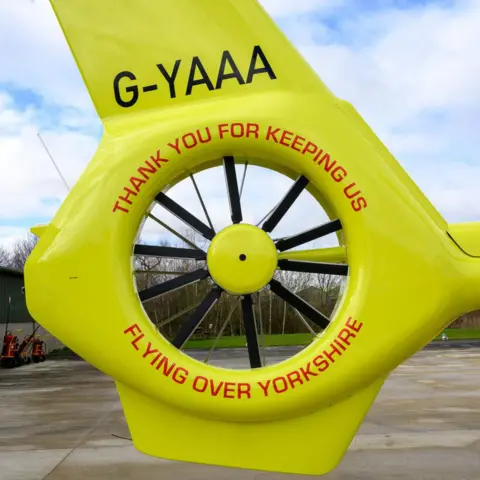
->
[[24, 0, 480, 476], [278, 246, 347, 264], [448, 222, 480, 257], [207, 224, 277, 295]]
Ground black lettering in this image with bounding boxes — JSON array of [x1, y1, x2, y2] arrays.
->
[[113, 71, 139, 108], [186, 57, 214, 96], [215, 50, 245, 89], [157, 60, 181, 99], [246, 45, 276, 83]]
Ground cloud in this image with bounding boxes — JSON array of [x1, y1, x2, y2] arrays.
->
[[0, 91, 98, 220], [0, 0, 94, 113], [0, 0, 479, 253], [259, 0, 345, 16]]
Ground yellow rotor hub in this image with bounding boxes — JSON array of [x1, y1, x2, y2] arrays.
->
[[207, 224, 277, 295]]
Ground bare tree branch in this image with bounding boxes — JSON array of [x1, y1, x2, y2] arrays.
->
[[8, 234, 38, 270], [0, 246, 11, 267]]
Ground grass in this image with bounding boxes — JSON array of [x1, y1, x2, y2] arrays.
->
[[183, 328, 480, 350], [183, 333, 313, 350], [433, 328, 480, 340], [45, 329, 480, 355]]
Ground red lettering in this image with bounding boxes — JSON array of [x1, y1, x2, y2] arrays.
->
[[331, 166, 347, 183], [266, 126, 280, 143], [137, 160, 157, 180], [323, 342, 343, 363], [352, 197, 368, 212], [130, 176, 147, 192], [313, 149, 324, 162], [150, 149, 169, 167], [112, 200, 129, 213], [142, 342, 159, 359], [150, 353, 162, 367], [142, 342, 158, 358], [118, 187, 137, 205], [346, 316, 363, 332], [302, 141, 318, 156], [172, 367, 188, 384], [231, 123, 244, 138], [313, 354, 330, 372], [197, 127, 211, 144], [280, 130, 294, 147], [223, 382, 235, 399], [168, 138, 181, 154], [300, 362, 318, 381], [258, 380, 271, 397], [123, 324, 142, 336], [218, 123, 229, 139], [317, 153, 336, 171], [193, 376, 208, 392], [338, 327, 356, 346], [334, 339, 347, 351], [291, 135, 305, 152], [156, 355, 176, 376], [238, 383, 251, 399], [287, 371, 303, 389], [246, 123, 259, 139], [344, 182, 361, 199], [131, 333, 144, 351], [182, 132, 197, 149], [209, 379, 224, 396], [273, 376, 288, 393]]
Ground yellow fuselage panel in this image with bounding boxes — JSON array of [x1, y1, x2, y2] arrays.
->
[[24, 0, 480, 475]]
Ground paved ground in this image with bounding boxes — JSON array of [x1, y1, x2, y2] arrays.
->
[[1, 345, 479, 480]]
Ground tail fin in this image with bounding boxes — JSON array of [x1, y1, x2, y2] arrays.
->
[[50, 0, 321, 120]]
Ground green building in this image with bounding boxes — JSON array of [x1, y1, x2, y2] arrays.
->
[[0, 266, 35, 326]]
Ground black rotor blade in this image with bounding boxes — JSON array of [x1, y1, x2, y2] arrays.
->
[[139, 268, 209, 303], [269, 279, 330, 329], [278, 259, 348, 276], [223, 156, 242, 224], [262, 175, 309, 233], [155, 192, 215, 240], [172, 287, 222, 348], [275, 219, 342, 252], [134, 245, 206, 260], [241, 295, 262, 368]]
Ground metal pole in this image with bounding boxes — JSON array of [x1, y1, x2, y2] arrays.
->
[[3, 296, 11, 338], [37, 133, 70, 192]]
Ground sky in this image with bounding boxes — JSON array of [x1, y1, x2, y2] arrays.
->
[[1, 0, 479, 250]]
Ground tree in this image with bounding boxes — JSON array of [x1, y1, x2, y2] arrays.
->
[[9, 234, 38, 270], [0, 246, 11, 267]]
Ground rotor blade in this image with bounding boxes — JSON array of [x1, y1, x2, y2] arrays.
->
[[172, 287, 222, 348], [241, 295, 262, 368], [269, 279, 330, 329], [134, 244, 206, 260], [275, 218, 342, 252], [155, 192, 215, 240], [190, 174, 215, 233], [147, 212, 200, 249], [223, 156, 242, 224], [277, 259, 348, 276], [262, 175, 309, 233], [139, 268, 208, 302], [239, 161, 248, 198], [278, 246, 346, 264]]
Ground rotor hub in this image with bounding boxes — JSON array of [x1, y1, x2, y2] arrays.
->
[[207, 224, 278, 295]]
